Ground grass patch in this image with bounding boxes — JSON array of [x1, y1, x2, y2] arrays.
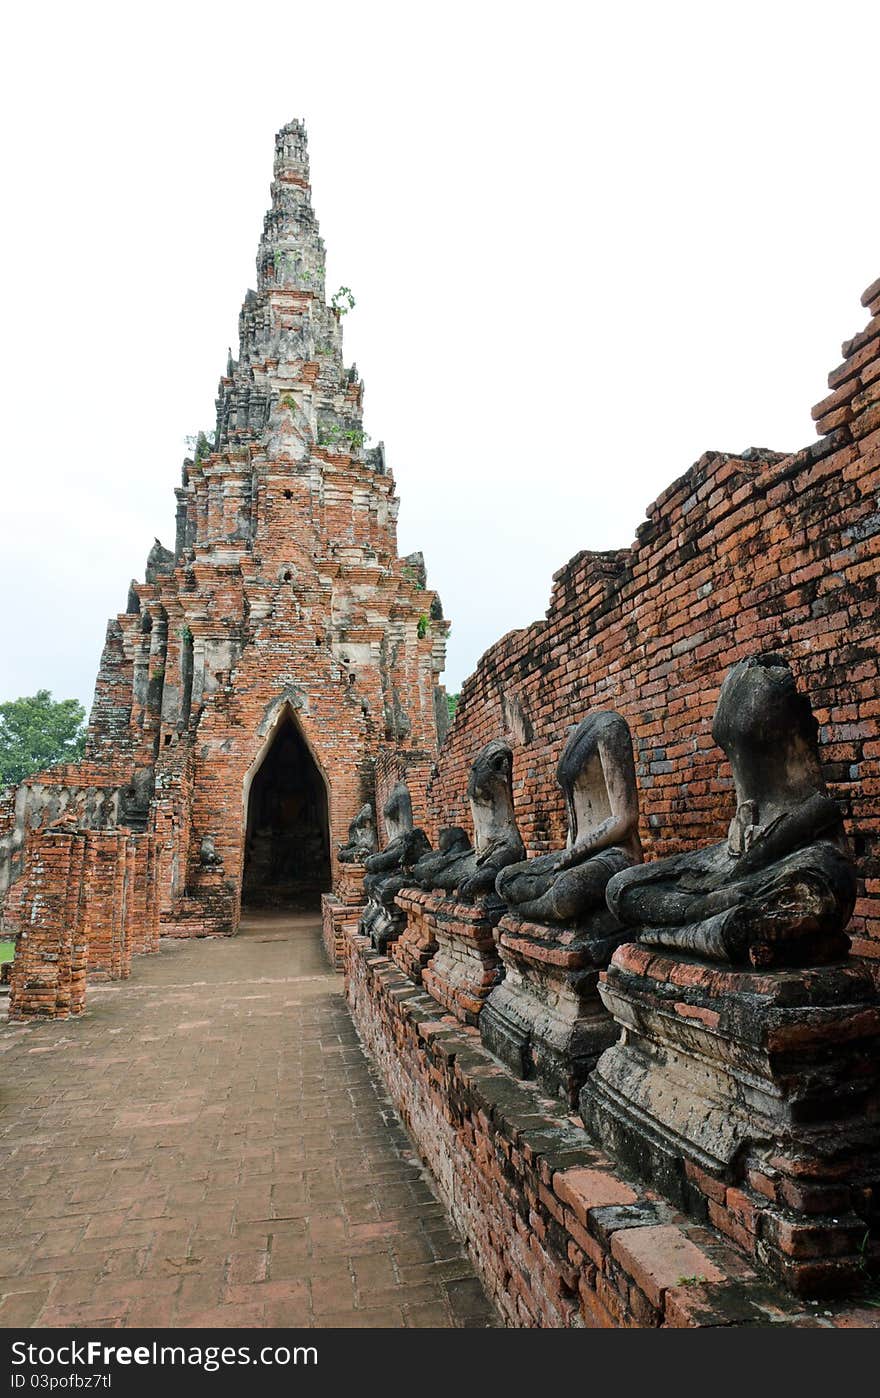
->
[[0, 940, 15, 964]]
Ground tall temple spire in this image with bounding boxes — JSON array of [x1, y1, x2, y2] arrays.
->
[[214, 119, 360, 456], [0, 117, 450, 978], [256, 119, 326, 299]]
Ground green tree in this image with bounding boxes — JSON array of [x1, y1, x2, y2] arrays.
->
[[0, 691, 87, 789], [447, 692, 460, 723]]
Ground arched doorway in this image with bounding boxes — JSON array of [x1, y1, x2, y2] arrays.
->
[[242, 710, 331, 909]]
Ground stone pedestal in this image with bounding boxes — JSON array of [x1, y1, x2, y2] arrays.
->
[[392, 888, 443, 983], [322, 865, 367, 969], [480, 913, 624, 1107], [420, 898, 504, 1026], [365, 896, 407, 955], [580, 943, 880, 1296]]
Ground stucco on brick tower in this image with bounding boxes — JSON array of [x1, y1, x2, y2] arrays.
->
[[0, 119, 450, 956]]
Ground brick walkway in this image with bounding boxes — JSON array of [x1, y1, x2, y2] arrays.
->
[[0, 914, 496, 1329]]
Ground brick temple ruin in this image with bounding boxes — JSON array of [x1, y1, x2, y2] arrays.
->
[[2, 119, 879, 1329], [0, 120, 449, 1012]]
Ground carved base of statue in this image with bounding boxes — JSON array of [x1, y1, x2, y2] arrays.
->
[[391, 888, 444, 983], [420, 896, 505, 1026], [359, 881, 409, 954], [480, 908, 627, 1106], [321, 863, 368, 970], [579, 943, 880, 1297]]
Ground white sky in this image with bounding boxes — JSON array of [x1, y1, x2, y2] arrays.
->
[[2, 1, 878, 712]]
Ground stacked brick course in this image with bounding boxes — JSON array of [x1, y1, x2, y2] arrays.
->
[[321, 863, 367, 969], [344, 929, 879, 1327], [8, 827, 157, 1019], [428, 275, 880, 960]]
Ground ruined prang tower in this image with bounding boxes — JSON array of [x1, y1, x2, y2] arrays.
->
[[1, 121, 449, 981]]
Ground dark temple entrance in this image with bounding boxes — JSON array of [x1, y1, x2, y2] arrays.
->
[[242, 712, 331, 909]]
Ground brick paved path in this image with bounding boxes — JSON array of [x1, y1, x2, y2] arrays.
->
[[0, 914, 496, 1329]]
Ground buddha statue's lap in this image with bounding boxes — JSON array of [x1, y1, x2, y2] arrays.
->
[[411, 827, 473, 893]]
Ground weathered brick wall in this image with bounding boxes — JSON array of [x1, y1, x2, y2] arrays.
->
[[429, 277, 880, 958], [83, 833, 131, 981], [8, 827, 159, 1019], [344, 929, 878, 1327], [9, 832, 88, 1020]]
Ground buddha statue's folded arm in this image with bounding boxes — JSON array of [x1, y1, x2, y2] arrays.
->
[[555, 735, 641, 871], [555, 809, 637, 870], [732, 791, 845, 876]]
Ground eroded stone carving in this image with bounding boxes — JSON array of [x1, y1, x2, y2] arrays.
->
[[580, 658, 876, 1295], [605, 654, 856, 967], [390, 743, 524, 1022], [496, 710, 642, 930], [410, 826, 472, 889], [414, 739, 523, 905], [359, 783, 430, 951], [482, 711, 643, 1103], [337, 803, 378, 864], [199, 835, 222, 867]]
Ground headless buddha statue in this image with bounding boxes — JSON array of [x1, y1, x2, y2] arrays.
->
[[416, 739, 524, 902], [360, 782, 431, 945], [337, 803, 378, 864], [411, 826, 472, 890], [496, 710, 642, 929], [605, 654, 857, 966]]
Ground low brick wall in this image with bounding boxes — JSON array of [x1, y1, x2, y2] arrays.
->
[[322, 865, 368, 968], [321, 894, 363, 969], [343, 926, 880, 1328], [8, 827, 160, 1020]]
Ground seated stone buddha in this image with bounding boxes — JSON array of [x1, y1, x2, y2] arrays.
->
[[605, 653, 857, 966], [414, 739, 524, 903], [337, 802, 378, 864], [360, 783, 430, 943], [410, 826, 473, 890], [495, 710, 642, 929]]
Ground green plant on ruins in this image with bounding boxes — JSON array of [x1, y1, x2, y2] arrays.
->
[[417, 614, 430, 639], [317, 423, 369, 451], [447, 693, 460, 723], [184, 431, 215, 462], [0, 691, 86, 789], [331, 286, 356, 316]]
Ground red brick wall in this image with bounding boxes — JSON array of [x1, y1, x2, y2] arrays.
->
[[8, 827, 159, 1019], [9, 833, 88, 1019], [429, 277, 880, 958], [344, 929, 877, 1327]]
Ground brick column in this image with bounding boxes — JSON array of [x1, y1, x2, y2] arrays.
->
[[8, 831, 87, 1020], [84, 832, 130, 981]]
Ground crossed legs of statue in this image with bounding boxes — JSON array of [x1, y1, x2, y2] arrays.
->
[[496, 847, 634, 927], [606, 841, 856, 965]]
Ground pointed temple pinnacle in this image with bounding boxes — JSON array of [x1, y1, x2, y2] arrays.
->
[[215, 119, 356, 452], [256, 119, 325, 298]]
